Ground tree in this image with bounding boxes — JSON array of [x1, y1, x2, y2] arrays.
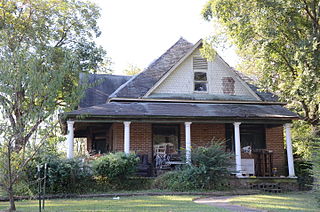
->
[[202, 0, 320, 136], [123, 64, 142, 76], [0, 0, 108, 210]]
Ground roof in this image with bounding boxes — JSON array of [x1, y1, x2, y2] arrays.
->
[[79, 74, 131, 108], [67, 102, 298, 121], [109, 37, 194, 98], [106, 38, 279, 102]]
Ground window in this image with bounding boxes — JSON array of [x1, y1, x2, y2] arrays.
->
[[153, 124, 180, 156], [193, 57, 208, 92], [225, 124, 266, 152]]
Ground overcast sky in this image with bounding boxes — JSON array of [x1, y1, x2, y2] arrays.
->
[[93, 0, 239, 74]]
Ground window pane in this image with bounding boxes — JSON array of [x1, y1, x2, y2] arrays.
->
[[194, 82, 207, 91], [194, 72, 207, 81]]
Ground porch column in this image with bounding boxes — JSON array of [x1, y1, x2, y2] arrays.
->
[[66, 120, 75, 159], [234, 122, 242, 177], [124, 121, 131, 154], [285, 123, 296, 177], [185, 122, 192, 164]]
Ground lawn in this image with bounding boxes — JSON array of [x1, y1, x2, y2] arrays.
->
[[0, 195, 228, 212], [227, 192, 319, 212]]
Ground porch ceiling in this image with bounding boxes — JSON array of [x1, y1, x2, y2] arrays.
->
[[64, 102, 299, 121]]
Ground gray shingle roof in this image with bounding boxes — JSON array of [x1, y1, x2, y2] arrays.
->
[[67, 102, 298, 120], [79, 74, 131, 108], [109, 38, 194, 98], [107, 38, 279, 102]]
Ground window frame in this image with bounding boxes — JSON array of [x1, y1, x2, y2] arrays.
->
[[193, 57, 208, 93]]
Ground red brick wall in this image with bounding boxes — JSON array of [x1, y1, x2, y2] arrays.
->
[[180, 123, 226, 148], [112, 123, 124, 152], [112, 122, 226, 153], [130, 123, 152, 161], [111, 123, 152, 161], [266, 125, 285, 175]]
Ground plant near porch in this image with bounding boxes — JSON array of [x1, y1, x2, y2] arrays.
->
[[92, 152, 139, 189], [154, 141, 233, 191]]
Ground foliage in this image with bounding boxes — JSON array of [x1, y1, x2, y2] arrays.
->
[[27, 154, 93, 194], [202, 0, 320, 133], [92, 152, 139, 182], [294, 159, 313, 190], [312, 140, 320, 205], [292, 120, 314, 159], [154, 142, 233, 191], [0, 0, 108, 210], [123, 64, 142, 76]]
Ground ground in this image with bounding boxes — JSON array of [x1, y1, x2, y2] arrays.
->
[[0, 196, 228, 212], [0, 192, 318, 211], [227, 192, 319, 212]]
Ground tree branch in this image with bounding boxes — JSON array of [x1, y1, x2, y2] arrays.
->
[[12, 121, 59, 184]]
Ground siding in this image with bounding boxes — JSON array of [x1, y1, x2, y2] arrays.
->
[[152, 48, 256, 98]]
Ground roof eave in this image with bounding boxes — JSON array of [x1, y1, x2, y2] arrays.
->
[[108, 97, 287, 105]]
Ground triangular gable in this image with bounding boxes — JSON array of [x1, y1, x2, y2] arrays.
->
[[109, 38, 279, 103], [146, 41, 261, 101], [109, 38, 194, 99]]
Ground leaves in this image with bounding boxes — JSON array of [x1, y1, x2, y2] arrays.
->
[[203, 0, 320, 127], [0, 0, 109, 209]]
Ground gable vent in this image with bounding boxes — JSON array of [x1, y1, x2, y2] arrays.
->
[[193, 57, 208, 70]]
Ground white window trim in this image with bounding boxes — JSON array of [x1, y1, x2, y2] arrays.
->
[[193, 68, 208, 93]]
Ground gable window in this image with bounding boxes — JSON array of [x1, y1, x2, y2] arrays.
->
[[193, 57, 208, 92]]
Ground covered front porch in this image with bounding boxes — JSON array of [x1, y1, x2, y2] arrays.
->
[[65, 119, 296, 178]]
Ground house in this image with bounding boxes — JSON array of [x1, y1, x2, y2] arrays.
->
[[62, 38, 299, 178]]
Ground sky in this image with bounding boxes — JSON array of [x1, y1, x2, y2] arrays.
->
[[93, 0, 239, 74]]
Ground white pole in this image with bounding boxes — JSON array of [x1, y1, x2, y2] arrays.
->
[[285, 123, 296, 177], [185, 122, 192, 164], [66, 120, 75, 159], [124, 121, 131, 154], [234, 122, 242, 177]]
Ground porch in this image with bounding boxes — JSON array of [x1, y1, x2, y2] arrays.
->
[[65, 120, 296, 178]]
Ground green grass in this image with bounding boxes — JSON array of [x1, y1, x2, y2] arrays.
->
[[0, 195, 229, 212], [227, 192, 319, 212]]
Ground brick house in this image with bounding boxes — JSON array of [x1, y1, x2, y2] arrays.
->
[[63, 38, 298, 178]]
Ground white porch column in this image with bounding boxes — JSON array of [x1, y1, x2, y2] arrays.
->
[[285, 123, 296, 177], [234, 122, 242, 177], [185, 122, 192, 164], [66, 120, 75, 159], [124, 121, 131, 154]]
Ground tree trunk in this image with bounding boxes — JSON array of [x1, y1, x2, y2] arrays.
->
[[8, 186, 16, 212]]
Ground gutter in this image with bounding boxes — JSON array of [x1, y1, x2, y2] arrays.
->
[[108, 97, 287, 105]]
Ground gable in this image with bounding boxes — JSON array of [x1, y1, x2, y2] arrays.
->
[[109, 38, 194, 99], [109, 38, 279, 103], [149, 47, 260, 101]]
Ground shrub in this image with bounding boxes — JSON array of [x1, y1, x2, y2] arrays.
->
[[27, 154, 93, 194], [154, 141, 233, 191], [92, 152, 139, 181], [294, 159, 313, 190]]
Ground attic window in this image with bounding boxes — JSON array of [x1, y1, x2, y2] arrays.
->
[[193, 57, 208, 92], [193, 57, 208, 70]]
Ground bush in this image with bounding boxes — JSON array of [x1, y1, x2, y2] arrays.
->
[[154, 141, 233, 191], [27, 154, 93, 194], [92, 152, 139, 181], [294, 159, 313, 190]]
